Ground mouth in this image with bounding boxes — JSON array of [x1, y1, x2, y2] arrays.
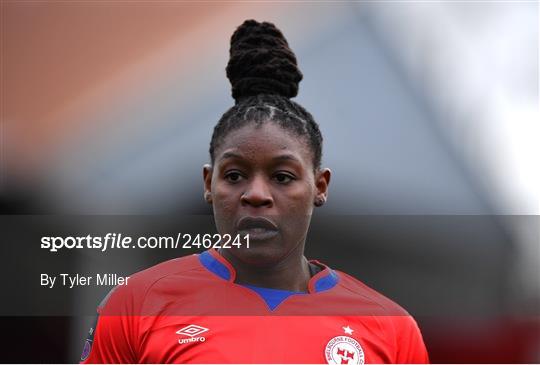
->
[[236, 216, 279, 241]]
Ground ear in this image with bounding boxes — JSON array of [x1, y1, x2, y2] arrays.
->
[[203, 164, 213, 204], [314, 168, 331, 207]]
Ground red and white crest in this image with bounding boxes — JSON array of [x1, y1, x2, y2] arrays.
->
[[325, 336, 364, 365]]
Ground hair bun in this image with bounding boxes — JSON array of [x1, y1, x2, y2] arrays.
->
[[226, 20, 303, 102]]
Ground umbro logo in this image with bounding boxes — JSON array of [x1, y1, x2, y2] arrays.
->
[[176, 324, 209, 345]]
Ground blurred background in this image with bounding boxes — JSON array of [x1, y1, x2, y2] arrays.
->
[[1, 1, 539, 363]]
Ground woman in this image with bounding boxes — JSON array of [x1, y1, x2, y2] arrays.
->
[[81, 20, 429, 364]]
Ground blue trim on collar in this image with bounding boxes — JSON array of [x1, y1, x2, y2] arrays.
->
[[199, 250, 231, 281], [314, 270, 339, 292], [199, 250, 338, 294], [242, 284, 304, 311]]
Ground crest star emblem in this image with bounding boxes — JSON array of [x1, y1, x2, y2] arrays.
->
[[343, 326, 354, 335]]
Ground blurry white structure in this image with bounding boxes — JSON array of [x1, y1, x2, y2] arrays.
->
[[362, 2, 539, 215], [360, 1, 539, 306]]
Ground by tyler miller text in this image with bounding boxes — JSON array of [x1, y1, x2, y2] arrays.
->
[[41, 273, 130, 288]]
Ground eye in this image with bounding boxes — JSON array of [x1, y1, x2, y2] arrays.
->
[[224, 171, 244, 183], [274, 172, 295, 184]]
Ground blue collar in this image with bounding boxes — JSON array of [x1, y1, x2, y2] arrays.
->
[[241, 284, 304, 310], [198, 249, 339, 295]]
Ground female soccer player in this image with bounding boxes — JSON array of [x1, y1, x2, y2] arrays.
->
[[81, 20, 429, 364]]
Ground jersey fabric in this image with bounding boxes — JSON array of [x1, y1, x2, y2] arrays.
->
[[81, 249, 429, 364]]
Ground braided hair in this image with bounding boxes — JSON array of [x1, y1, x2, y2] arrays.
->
[[209, 20, 323, 170]]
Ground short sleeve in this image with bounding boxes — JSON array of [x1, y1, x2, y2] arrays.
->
[[80, 286, 140, 364], [395, 316, 430, 363]]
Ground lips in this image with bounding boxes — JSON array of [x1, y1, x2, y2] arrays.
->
[[236, 216, 279, 241]]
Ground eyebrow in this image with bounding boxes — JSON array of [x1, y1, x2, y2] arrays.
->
[[272, 154, 301, 163], [219, 152, 302, 163], [220, 152, 243, 161]]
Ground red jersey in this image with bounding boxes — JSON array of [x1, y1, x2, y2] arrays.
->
[[81, 249, 429, 364]]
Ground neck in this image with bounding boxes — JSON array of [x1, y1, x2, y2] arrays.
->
[[218, 246, 311, 292]]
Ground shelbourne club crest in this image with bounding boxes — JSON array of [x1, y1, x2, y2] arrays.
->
[[325, 336, 364, 365]]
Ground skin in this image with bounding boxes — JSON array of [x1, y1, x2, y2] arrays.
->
[[203, 122, 331, 292]]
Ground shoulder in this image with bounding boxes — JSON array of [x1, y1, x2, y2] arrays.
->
[[334, 271, 429, 362], [128, 253, 202, 288], [98, 253, 202, 314], [334, 270, 409, 316]]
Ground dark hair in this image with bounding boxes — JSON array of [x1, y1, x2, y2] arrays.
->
[[209, 20, 323, 170]]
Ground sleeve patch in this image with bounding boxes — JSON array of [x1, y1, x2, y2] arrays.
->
[[80, 315, 99, 362]]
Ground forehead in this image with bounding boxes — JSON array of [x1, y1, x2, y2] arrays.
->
[[215, 122, 313, 166]]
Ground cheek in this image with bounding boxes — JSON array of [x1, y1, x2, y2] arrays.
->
[[214, 188, 235, 211], [282, 181, 315, 212], [277, 182, 315, 236], [211, 183, 239, 232]]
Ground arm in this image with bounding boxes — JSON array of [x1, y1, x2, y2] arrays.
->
[[395, 315, 430, 364], [80, 286, 139, 364]]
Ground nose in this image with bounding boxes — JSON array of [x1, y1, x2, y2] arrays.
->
[[241, 175, 273, 207]]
